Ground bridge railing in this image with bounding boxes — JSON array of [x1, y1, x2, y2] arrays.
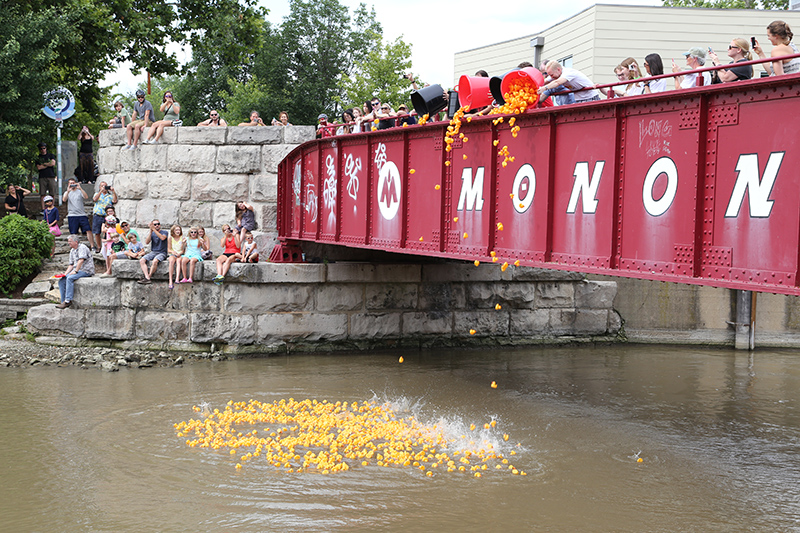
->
[[277, 70, 800, 295]]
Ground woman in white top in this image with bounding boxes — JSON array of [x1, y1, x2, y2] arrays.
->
[[613, 57, 645, 96], [642, 53, 668, 94], [754, 20, 800, 76]]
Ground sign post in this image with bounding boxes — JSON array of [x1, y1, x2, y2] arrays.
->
[[42, 87, 75, 205]]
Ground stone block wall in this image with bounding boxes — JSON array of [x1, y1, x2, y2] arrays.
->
[[27, 262, 621, 354], [96, 126, 315, 251]]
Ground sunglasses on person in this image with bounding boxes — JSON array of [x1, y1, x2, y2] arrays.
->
[[189, 231, 197, 234], [728, 45, 740, 50], [153, 222, 161, 226], [210, 113, 218, 117]]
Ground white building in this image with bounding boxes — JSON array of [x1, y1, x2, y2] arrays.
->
[[453, 4, 800, 86]]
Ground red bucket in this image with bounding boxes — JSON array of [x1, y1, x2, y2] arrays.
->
[[499, 67, 544, 100], [458, 75, 493, 110]]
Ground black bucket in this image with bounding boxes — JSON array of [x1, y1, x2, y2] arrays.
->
[[411, 84, 448, 117]]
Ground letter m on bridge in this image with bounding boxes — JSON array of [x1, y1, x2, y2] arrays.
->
[[457, 167, 485, 211]]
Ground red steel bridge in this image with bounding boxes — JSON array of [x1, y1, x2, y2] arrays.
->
[[276, 70, 800, 296]]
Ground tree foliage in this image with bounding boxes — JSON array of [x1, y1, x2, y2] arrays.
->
[[662, 0, 788, 8], [0, 5, 66, 186], [1, 0, 267, 183], [341, 36, 414, 112]]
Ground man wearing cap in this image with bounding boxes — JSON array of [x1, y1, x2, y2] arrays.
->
[[673, 47, 713, 89], [396, 104, 417, 126], [125, 89, 154, 150], [316, 114, 333, 138], [36, 142, 57, 207]]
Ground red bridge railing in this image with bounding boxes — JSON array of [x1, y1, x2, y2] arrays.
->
[[277, 72, 800, 295]]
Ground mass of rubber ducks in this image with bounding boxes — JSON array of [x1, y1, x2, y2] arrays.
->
[[175, 398, 525, 477]]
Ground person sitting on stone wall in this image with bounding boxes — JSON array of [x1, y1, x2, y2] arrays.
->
[[144, 91, 181, 144], [123, 232, 145, 259], [198, 226, 212, 260], [214, 224, 241, 284], [179, 226, 206, 283], [56, 234, 94, 309], [137, 219, 168, 285], [108, 101, 130, 129], [197, 110, 228, 127], [241, 231, 259, 263], [126, 89, 154, 150], [119, 220, 139, 245], [235, 201, 256, 245], [272, 111, 292, 126], [167, 224, 186, 289], [238, 110, 265, 126]]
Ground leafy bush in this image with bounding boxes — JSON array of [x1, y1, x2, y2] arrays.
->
[[0, 215, 54, 296]]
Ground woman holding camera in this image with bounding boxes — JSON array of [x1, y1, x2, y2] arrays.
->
[[90, 181, 117, 253], [77, 126, 95, 183], [213, 224, 242, 284], [709, 38, 754, 82], [754, 20, 800, 76], [4, 184, 30, 218], [144, 91, 181, 144]]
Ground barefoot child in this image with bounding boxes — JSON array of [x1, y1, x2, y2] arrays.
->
[[179, 226, 204, 283], [214, 224, 241, 284], [241, 231, 259, 263], [167, 224, 185, 289]]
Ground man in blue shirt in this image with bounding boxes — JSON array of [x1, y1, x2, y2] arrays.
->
[[138, 219, 168, 284]]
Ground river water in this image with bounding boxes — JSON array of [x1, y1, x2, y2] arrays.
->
[[2, 345, 800, 532]]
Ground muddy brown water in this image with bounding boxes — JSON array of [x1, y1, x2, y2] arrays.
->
[[2, 345, 799, 531]]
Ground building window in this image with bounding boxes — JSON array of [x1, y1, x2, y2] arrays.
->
[[558, 55, 573, 69]]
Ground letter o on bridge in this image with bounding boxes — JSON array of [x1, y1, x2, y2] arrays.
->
[[512, 164, 536, 214], [642, 157, 677, 217]]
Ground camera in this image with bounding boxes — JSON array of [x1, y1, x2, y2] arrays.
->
[[104, 185, 110, 192], [402, 73, 410, 80]]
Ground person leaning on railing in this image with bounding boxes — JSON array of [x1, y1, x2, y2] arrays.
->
[[673, 47, 713, 89], [642, 54, 668, 93], [613, 57, 645, 96], [708, 38, 753, 83], [754, 20, 800, 76]]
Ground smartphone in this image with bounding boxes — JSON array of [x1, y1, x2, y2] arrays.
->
[[751, 36, 757, 49], [708, 46, 714, 53]]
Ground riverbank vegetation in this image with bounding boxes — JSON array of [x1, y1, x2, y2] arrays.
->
[[0, 215, 54, 296]]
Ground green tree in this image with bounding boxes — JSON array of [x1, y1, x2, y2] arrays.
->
[[218, 77, 274, 125], [0, 5, 67, 186], [275, 0, 388, 123], [341, 36, 413, 111], [662, 0, 787, 8]]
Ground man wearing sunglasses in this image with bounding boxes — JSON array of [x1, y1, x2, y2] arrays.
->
[[125, 89, 154, 150], [137, 219, 168, 284], [197, 110, 227, 127]]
